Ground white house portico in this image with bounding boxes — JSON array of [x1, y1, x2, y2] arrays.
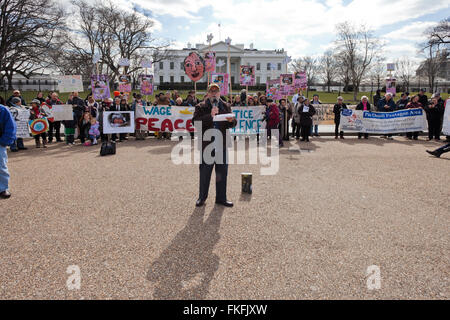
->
[[155, 41, 289, 86]]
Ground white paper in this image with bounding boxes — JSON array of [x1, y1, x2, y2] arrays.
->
[[213, 113, 235, 122], [303, 106, 309, 113]]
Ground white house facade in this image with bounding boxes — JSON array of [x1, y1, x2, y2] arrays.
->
[[154, 41, 289, 85]]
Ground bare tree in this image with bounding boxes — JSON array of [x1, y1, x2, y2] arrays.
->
[[368, 56, 386, 91], [396, 57, 416, 92], [319, 50, 338, 92], [51, 0, 172, 87], [425, 17, 450, 49], [0, 0, 66, 89], [334, 22, 382, 100], [334, 53, 351, 93], [291, 56, 319, 87]]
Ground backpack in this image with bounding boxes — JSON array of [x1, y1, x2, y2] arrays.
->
[[100, 141, 116, 156]]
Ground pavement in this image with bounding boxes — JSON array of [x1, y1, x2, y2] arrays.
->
[[0, 135, 449, 300]]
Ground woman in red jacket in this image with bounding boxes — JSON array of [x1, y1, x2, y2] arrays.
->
[[267, 102, 282, 147], [405, 95, 422, 140]]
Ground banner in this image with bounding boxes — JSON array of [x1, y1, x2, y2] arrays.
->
[[9, 108, 30, 138], [52, 105, 74, 121], [29, 118, 49, 135], [231, 106, 266, 134], [139, 74, 154, 96], [340, 109, 427, 133], [135, 105, 195, 132], [103, 111, 135, 134], [211, 73, 229, 96], [443, 99, 450, 136], [239, 65, 255, 86], [91, 75, 111, 100], [205, 52, 216, 73], [118, 74, 132, 93], [294, 71, 307, 89], [386, 78, 396, 96], [57, 75, 84, 93]]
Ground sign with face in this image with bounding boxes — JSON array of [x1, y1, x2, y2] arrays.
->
[[294, 71, 307, 89], [205, 51, 216, 72], [119, 74, 132, 93], [239, 65, 255, 86], [183, 52, 205, 82], [211, 73, 229, 96], [91, 74, 111, 100], [140, 74, 154, 96]]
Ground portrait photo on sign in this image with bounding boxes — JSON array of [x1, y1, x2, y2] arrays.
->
[[103, 111, 135, 134], [183, 52, 205, 82]]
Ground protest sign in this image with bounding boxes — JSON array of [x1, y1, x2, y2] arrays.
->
[[91, 75, 111, 100], [294, 71, 307, 89], [52, 105, 74, 121], [141, 60, 152, 69], [118, 74, 132, 93], [442, 99, 450, 135], [205, 52, 216, 72], [29, 118, 49, 135], [118, 58, 130, 67], [387, 63, 395, 71], [135, 105, 195, 132], [386, 78, 396, 96], [103, 111, 135, 134], [211, 73, 229, 96], [266, 79, 282, 100], [9, 108, 30, 138], [183, 52, 205, 82], [57, 75, 84, 93], [340, 109, 427, 133], [230, 106, 266, 134], [239, 65, 255, 86], [140, 74, 154, 95]]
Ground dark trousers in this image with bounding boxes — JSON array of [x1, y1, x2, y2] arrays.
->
[[435, 143, 450, 154], [34, 133, 47, 144], [112, 133, 126, 141], [406, 132, 419, 139], [294, 122, 301, 138], [10, 138, 25, 151], [292, 121, 298, 137], [358, 132, 369, 139], [428, 119, 441, 139], [48, 121, 61, 142], [334, 122, 343, 137], [300, 125, 311, 141], [199, 149, 228, 202]]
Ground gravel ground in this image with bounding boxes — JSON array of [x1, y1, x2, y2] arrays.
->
[[0, 135, 449, 300]]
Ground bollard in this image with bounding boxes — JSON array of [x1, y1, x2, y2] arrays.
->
[[241, 172, 252, 194]]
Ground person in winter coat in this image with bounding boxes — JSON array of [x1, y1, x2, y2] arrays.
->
[[8, 97, 28, 152], [310, 94, 322, 136], [333, 96, 347, 139], [396, 93, 409, 110], [292, 96, 304, 139], [46, 92, 63, 143], [424, 97, 443, 141], [418, 89, 429, 108], [405, 95, 423, 140], [0, 103, 16, 199], [298, 99, 316, 142], [267, 102, 282, 147], [6, 90, 26, 107], [377, 93, 396, 140], [29, 99, 48, 148], [355, 96, 371, 139], [279, 98, 292, 141], [373, 90, 382, 108]]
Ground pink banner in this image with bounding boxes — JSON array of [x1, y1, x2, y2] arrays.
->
[[211, 73, 229, 96], [294, 71, 307, 89]]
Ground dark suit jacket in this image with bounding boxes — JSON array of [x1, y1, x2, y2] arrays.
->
[[192, 98, 237, 151]]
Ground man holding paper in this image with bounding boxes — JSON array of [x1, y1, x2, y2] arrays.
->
[[193, 83, 237, 207]]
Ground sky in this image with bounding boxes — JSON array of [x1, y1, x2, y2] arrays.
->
[[70, 0, 450, 66]]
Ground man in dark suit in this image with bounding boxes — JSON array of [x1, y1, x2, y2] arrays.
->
[[193, 83, 237, 207]]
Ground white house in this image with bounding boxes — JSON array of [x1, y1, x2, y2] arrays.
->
[[155, 41, 289, 85]]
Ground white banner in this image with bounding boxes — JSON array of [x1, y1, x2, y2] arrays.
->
[[340, 109, 427, 134], [56, 75, 84, 93], [231, 106, 266, 134], [52, 105, 74, 121], [103, 111, 135, 134], [443, 99, 450, 136], [10, 108, 30, 138]]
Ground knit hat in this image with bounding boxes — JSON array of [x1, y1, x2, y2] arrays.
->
[[11, 97, 21, 104], [31, 99, 41, 105]]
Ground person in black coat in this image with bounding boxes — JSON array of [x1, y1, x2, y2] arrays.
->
[[192, 83, 237, 208], [109, 97, 129, 142], [355, 96, 371, 139], [298, 99, 316, 142], [418, 90, 429, 107], [333, 96, 347, 139], [424, 97, 443, 140]]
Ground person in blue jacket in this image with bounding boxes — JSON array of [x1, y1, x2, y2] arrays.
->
[[0, 103, 17, 199], [377, 92, 396, 140]]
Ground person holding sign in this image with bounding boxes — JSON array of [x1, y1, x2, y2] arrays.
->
[[298, 98, 316, 142], [29, 100, 48, 148], [193, 83, 237, 208], [333, 96, 347, 139]]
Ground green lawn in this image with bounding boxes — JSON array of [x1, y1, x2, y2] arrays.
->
[[1, 89, 448, 105]]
